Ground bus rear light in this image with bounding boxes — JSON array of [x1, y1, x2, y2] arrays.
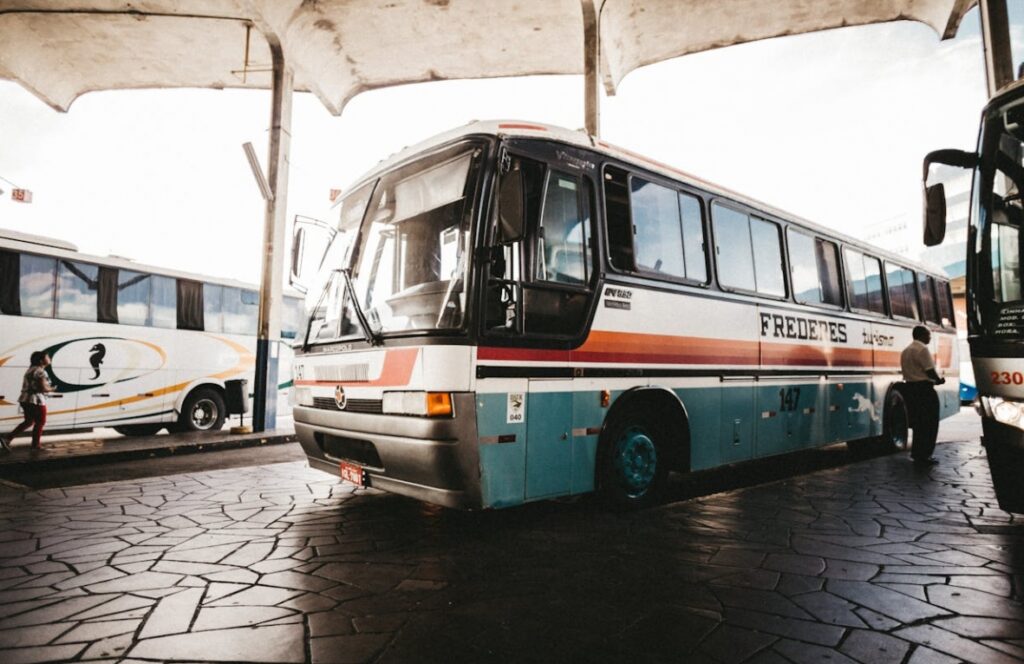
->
[[382, 391, 453, 417]]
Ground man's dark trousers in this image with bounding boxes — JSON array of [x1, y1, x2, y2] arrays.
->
[[903, 381, 939, 460]]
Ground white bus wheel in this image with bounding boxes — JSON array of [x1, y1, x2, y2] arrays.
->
[[178, 388, 226, 432]]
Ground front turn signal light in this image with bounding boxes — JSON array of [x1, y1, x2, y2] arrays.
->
[[426, 392, 453, 417]]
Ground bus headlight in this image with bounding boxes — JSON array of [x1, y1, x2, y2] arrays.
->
[[382, 391, 453, 417], [986, 396, 1024, 429]]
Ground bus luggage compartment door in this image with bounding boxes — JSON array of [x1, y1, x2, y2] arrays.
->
[[525, 380, 574, 500]]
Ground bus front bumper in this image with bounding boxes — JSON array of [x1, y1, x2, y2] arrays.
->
[[293, 393, 482, 509], [981, 416, 1024, 514]]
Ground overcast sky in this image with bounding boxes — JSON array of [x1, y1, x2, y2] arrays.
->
[[0, 9, 1003, 285]]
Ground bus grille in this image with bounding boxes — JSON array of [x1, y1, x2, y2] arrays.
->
[[311, 397, 384, 414], [315, 432, 383, 468]]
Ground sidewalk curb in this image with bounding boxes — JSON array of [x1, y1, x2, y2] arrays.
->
[[0, 432, 298, 472]]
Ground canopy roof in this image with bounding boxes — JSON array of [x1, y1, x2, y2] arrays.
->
[[0, 0, 976, 114]]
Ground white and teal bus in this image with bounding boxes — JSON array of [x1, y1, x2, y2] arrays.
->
[[0, 229, 303, 437], [290, 121, 959, 510]]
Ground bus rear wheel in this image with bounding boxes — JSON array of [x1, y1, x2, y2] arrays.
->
[[598, 412, 669, 509], [177, 388, 226, 432]]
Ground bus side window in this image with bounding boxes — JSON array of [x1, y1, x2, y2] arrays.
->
[[788, 230, 842, 307], [151, 275, 177, 329], [203, 283, 224, 332], [886, 264, 919, 319], [282, 297, 302, 340], [57, 260, 99, 322], [537, 170, 591, 286], [0, 249, 22, 315], [919, 273, 940, 324], [937, 280, 955, 327], [176, 279, 204, 331], [604, 166, 633, 271], [712, 203, 755, 292], [844, 249, 886, 315], [750, 217, 785, 297], [117, 270, 152, 326]]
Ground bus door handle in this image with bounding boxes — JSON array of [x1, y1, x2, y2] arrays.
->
[[49, 394, 64, 399], [92, 393, 110, 398]]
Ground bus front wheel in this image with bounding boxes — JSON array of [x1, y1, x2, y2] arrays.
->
[[177, 387, 226, 432], [598, 411, 669, 509]]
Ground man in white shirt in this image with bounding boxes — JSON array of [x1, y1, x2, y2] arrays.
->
[[900, 325, 945, 465]]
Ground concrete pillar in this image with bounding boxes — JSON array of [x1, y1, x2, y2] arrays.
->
[[581, 0, 600, 138], [980, 0, 1014, 96], [252, 41, 293, 432]]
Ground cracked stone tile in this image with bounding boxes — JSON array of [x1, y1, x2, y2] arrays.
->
[[827, 580, 951, 623], [206, 585, 303, 607], [723, 607, 846, 647], [773, 639, 860, 664], [192, 606, 296, 631], [0, 595, 115, 628], [932, 616, 1024, 639], [308, 611, 354, 637], [73, 595, 153, 621], [310, 633, 391, 664], [839, 629, 911, 664], [129, 623, 304, 662], [0, 643, 87, 663], [789, 591, 867, 628], [698, 623, 777, 663], [79, 630, 136, 660], [138, 587, 204, 639], [895, 624, 1021, 664], [948, 575, 1014, 597], [926, 585, 1024, 620], [877, 582, 928, 601], [54, 619, 140, 643]]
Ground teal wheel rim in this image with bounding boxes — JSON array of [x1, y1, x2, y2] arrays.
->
[[612, 425, 658, 497]]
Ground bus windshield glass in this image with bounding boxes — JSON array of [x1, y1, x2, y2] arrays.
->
[[976, 98, 1024, 339], [308, 144, 481, 342]]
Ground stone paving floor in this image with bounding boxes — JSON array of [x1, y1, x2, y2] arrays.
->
[[0, 435, 1021, 663]]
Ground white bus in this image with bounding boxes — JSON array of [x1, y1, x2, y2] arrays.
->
[[0, 229, 303, 437], [290, 121, 959, 510]]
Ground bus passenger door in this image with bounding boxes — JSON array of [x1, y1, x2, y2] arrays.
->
[[525, 380, 573, 499], [720, 378, 754, 463]]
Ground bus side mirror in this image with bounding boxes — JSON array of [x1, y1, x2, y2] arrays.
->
[[921, 149, 977, 247], [290, 215, 335, 293], [497, 167, 525, 243], [924, 184, 947, 247]]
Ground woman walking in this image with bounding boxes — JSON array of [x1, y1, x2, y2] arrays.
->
[[1, 351, 55, 451]]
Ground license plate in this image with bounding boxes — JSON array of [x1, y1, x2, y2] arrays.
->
[[339, 461, 365, 487]]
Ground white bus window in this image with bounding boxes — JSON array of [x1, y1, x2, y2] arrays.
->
[[886, 264, 919, 319], [604, 167, 634, 271], [538, 171, 590, 285], [18, 254, 56, 318], [789, 230, 842, 307], [151, 275, 177, 329], [203, 283, 223, 332], [631, 177, 685, 279], [57, 260, 99, 322], [713, 204, 756, 292], [223, 287, 258, 335], [0, 250, 17, 314], [680, 193, 707, 283], [751, 218, 785, 297], [117, 270, 151, 326], [919, 273, 940, 324]]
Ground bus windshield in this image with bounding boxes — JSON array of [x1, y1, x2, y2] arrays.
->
[[308, 144, 482, 342], [975, 97, 1024, 340]]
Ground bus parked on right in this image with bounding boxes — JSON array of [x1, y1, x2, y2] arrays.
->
[[925, 80, 1024, 513]]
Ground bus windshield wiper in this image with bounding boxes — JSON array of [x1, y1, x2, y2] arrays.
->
[[338, 267, 383, 346]]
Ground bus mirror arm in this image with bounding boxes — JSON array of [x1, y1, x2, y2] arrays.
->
[[921, 149, 977, 247]]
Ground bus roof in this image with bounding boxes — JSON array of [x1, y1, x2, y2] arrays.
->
[[347, 120, 948, 280], [0, 227, 303, 297]]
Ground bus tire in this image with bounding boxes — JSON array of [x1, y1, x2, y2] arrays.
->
[[114, 424, 164, 437], [177, 387, 226, 432], [879, 388, 910, 453], [597, 408, 669, 510]]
